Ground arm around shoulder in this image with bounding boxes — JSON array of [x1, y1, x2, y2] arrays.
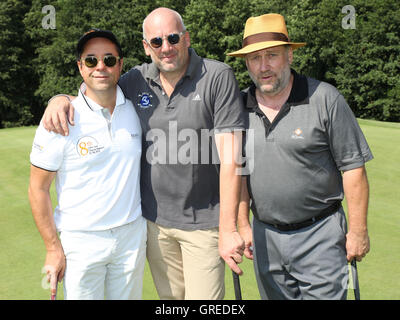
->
[[42, 94, 76, 136]]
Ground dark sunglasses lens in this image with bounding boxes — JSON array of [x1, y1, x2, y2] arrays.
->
[[150, 37, 163, 48], [104, 55, 117, 67], [168, 34, 180, 45], [84, 56, 98, 68]]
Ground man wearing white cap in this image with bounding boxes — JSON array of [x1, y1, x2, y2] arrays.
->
[[229, 14, 373, 299]]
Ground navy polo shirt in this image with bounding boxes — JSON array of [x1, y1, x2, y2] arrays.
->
[[242, 70, 373, 225], [119, 49, 245, 230]]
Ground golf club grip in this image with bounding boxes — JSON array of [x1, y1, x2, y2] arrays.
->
[[232, 271, 242, 300], [351, 260, 361, 300]]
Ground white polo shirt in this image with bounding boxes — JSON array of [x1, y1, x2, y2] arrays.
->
[[30, 85, 142, 231]]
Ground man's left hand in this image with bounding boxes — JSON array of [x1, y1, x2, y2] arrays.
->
[[346, 230, 370, 262]]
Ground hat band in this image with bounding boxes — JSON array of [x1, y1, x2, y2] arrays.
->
[[242, 32, 289, 47]]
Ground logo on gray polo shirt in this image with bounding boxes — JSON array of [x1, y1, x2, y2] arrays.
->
[[192, 94, 201, 101], [291, 128, 304, 139], [138, 92, 153, 109]]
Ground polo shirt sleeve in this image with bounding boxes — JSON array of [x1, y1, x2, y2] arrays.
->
[[118, 71, 129, 94], [212, 68, 246, 132], [326, 93, 373, 171], [118, 67, 143, 101], [118, 68, 134, 99], [30, 123, 66, 171]]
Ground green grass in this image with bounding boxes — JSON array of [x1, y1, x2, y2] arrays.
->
[[0, 120, 398, 299]]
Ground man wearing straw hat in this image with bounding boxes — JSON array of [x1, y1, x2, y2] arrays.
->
[[229, 14, 373, 299]]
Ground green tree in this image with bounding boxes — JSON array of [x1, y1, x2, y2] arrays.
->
[[287, 0, 346, 82], [222, 0, 254, 89], [184, 0, 227, 61], [2, 0, 398, 126], [223, 0, 400, 121], [24, 0, 154, 112], [282, 0, 400, 120], [0, 0, 37, 128], [155, 0, 190, 15], [332, 0, 400, 121]]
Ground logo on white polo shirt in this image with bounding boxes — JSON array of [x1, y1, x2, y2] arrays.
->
[[76, 136, 104, 157], [291, 128, 304, 139], [33, 142, 44, 152], [138, 92, 153, 109]]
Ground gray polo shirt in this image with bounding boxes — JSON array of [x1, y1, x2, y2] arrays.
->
[[119, 49, 245, 230], [243, 70, 373, 225]]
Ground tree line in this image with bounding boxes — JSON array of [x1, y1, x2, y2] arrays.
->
[[1, 0, 399, 128]]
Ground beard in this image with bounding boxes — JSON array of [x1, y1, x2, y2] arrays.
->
[[249, 64, 292, 96]]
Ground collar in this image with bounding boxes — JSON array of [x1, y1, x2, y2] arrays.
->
[[78, 83, 126, 112], [146, 48, 201, 81], [245, 69, 309, 110]]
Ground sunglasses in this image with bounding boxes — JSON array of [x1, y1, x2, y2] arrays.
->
[[82, 55, 120, 68], [146, 31, 186, 49]]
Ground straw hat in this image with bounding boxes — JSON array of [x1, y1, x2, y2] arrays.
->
[[227, 13, 306, 58]]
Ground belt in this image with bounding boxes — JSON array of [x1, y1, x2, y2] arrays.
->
[[266, 201, 342, 232]]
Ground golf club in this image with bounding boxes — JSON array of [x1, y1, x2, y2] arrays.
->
[[232, 270, 242, 300], [50, 273, 58, 300], [351, 259, 360, 300]]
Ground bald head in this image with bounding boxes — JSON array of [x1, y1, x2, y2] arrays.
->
[[142, 7, 186, 39]]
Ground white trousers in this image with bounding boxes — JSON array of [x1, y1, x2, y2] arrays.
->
[[60, 216, 147, 300]]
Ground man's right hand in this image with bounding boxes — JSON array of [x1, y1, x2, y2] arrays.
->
[[42, 95, 75, 136], [219, 230, 245, 275], [44, 247, 66, 297]]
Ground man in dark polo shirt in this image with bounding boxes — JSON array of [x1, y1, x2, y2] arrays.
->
[[41, 8, 246, 300], [228, 13, 373, 299]]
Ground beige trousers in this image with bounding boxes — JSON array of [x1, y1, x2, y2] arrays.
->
[[146, 220, 225, 300]]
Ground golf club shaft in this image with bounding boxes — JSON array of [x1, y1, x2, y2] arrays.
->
[[351, 259, 360, 300], [232, 270, 242, 300], [50, 273, 58, 300]]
